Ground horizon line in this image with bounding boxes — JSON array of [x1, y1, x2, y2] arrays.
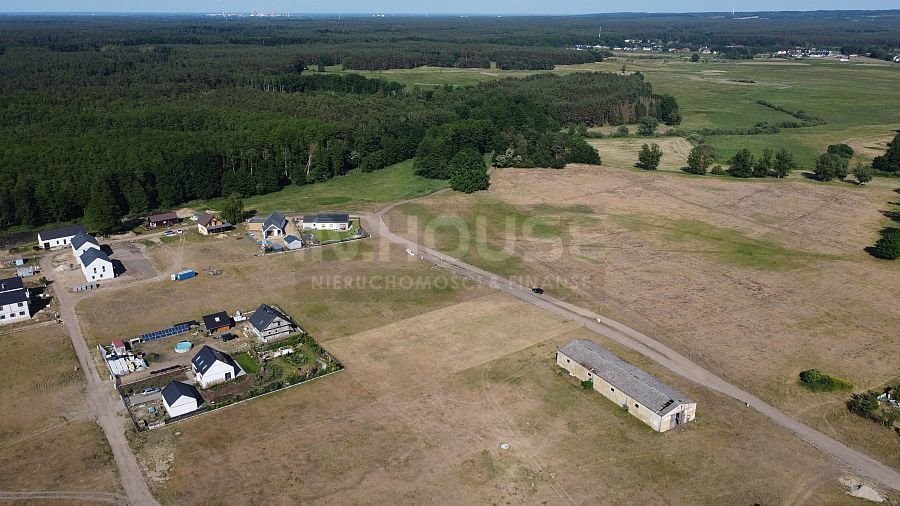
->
[[1, 9, 899, 16]]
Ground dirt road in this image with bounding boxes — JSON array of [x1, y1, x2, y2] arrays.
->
[[40, 255, 159, 506], [364, 196, 900, 493]]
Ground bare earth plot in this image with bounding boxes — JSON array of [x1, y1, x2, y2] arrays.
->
[[0, 324, 123, 502], [129, 293, 861, 505], [389, 165, 900, 472]]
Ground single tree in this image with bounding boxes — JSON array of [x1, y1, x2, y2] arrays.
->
[[872, 229, 900, 260], [852, 158, 874, 185], [221, 194, 245, 225], [772, 149, 796, 178], [691, 53, 700, 62], [753, 148, 773, 177], [814, 153, 843, 182], [872, 133, 900, 174], [728, 148, 755, 178], [637, 116, 659, 137], [686, 144, 715, 174], [615, 125, 629, 137], [826, 143, 854, 160], [637, 143, 663, 170], [449, 148, 490, 193]]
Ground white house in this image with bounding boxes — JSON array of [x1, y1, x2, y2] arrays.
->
[[71, 232, 101, 257], [557, 339, 696, 432], [161, 380, 203, 418], [248, 304, 296, 343], [284, 235, 303, 250], [0, 276, 30, 325], [301, 213, 351, 231], [191, 345, 243, 388], [79, 248, 115, 282], [37, 225, 87, 250]]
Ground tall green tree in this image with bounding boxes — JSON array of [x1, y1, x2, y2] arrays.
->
[[753, 148, 773, 177], [852, 159, 874, 185], [448, 148, 490, 193], [772, 149, 796, 178], [872, 229, 900, 260], [872, 133, 900, 174], [83, 175, 123, 234], [221, 194, 245, 225], [686, 144, 715, 174], [728, 149, 755, 178], [637, 143, 663, 170], [637, 116, 658, 136], [814, 153, 843, 182]]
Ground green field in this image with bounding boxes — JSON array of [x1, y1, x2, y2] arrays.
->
[[196, 160, 448, 215], [337, 58, 900, 169]]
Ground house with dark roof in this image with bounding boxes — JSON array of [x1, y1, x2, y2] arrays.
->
[[191, 345, 243, 388], [248, 211, 288, 238], [147, 212, 181, 229], [557, 339, 696, 432], [79, 248, 114, 282], [301, 213, 352, 231], [248, 304, 296, 343], [202, 311, 232, 335], [161, 380, 203, 418], [197, 213, 232, 235], [284, 235, 303, 250], [71, 232, 101, 257], [37, 224, 87, 249], [0, 276, 30, 325]]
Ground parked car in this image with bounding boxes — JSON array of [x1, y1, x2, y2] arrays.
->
[[176, 229, 184, 234], [221, 333, 237, 342], [531, 287, 544, 294], [163, 230, 176, 236], [139, 387, 160, 396]]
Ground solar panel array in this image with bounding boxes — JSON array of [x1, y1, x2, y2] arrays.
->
[[140, 323, 191, 343]]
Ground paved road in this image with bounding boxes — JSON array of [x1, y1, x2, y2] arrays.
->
[[364, 198, 900, 493], [40, 255, 159, 506]]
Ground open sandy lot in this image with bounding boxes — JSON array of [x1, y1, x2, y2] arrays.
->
[[0, 324, 121, 499], [389, 165, 900, 471], [128, 292, 870, 505]]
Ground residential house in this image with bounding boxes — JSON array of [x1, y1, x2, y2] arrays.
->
[[247, 211, 289, 238], [37, 225, 87, 250], [71, 232, 101, 257], [0, 276, 30, 325], [248, 303, 295, 342], [557, 339, 696, 432], [301, 213, 351, 231], [191, 345, 243, 388], [161, 380, 203, 418], [79, 248, 115, 282], [147, 212, 181, 229], [202, 311, 232, 335], [284, 235, 303, 250], [197, 213, 232, 235]]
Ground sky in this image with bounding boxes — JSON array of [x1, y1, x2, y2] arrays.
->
[[0, 1, 896, 14]]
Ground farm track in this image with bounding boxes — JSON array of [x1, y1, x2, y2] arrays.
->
[[0, 490, 128, 504], [368, 191, 900, 493]]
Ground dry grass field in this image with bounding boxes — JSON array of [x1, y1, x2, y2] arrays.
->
[[0, 325, 121, 497], [389, 165, 900, 472], [587, 137, 695, 172], [126, 292, 874, 505]]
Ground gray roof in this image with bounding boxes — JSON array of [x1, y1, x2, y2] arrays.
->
[[148, 212, 178, 223], [191, 345, 239, 375], [559, 339, 692, 416], [198, 213, 231, 229], [79, 247, 111, 267], [284, 235, 302, 244], [161, 380, 202, 406], [38, 224, 86, 241], [248, 303, 290, 332], [264, 211, 287, 231], [303, 213, 350, 224], [202, 311, 231, 331], [71, 232, 99, 250], [0, 276, 28, 306]]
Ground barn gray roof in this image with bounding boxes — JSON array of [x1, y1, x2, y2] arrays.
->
[[0, 276, 28, 306], [559, 339, 692, 416], [38, 224, 87, 241], [79, 248, 110, 267], [263, 211, 287, 231]]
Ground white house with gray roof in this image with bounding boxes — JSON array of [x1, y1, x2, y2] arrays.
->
[[191, 345, 243, 388], [71, 232, 101, 257], [301, 213, 351, 231], [0, 276, 31, 325], [79, 248, 114, 282], [557, 339, 696, 432], [37, 224, 87, 250], [248, 303, 296, 343]]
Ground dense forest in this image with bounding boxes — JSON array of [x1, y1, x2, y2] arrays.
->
[[0, 16, 683, 232]]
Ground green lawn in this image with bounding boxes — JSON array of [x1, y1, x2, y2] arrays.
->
[[195, 160, 448, 215], [307, 218, 361, 243], [234, 352, 260, 374]]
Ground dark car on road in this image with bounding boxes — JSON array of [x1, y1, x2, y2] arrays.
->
[[221, 333, 238, 342], [531, 287, 544, 294]]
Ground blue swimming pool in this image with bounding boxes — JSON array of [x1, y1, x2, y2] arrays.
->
[[174, 341, 192, 353]]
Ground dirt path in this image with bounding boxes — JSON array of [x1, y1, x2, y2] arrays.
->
[[0, 490, 127, 504], [366, 193, 900, 493], [40, 255, 159, 506]]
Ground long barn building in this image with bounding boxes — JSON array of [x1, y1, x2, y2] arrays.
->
[[557, 339, 696, 432]]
